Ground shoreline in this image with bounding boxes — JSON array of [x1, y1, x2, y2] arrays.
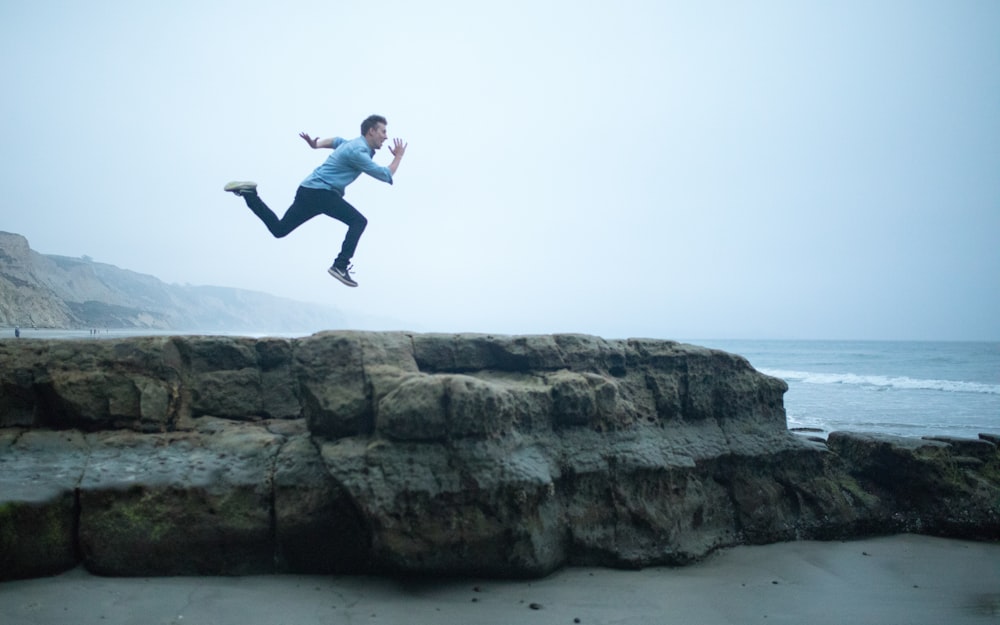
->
[[1, 535, 998, 625]]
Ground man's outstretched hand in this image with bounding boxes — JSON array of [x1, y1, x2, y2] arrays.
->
[[299, 132, 319, 149], [388, 138, 407, 175]]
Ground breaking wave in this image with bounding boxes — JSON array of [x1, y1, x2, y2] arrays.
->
[[759, 369, 1000, 396]]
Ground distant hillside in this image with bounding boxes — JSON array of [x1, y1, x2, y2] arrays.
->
[[0, 232, 346, 333]]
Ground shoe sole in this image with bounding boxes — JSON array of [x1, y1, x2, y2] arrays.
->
[[327, 267, 358, 287], [223, 181, 257, 193]]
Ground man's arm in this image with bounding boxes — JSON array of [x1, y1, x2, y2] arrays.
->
[[299, 132, 339, 149], [347, 139, 405, 185]]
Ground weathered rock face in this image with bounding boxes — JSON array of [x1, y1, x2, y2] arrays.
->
[[1, 332, 997, 581]]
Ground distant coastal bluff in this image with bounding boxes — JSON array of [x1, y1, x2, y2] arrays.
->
[[0, 231, 345, 333], [1, 332, 998, 581]]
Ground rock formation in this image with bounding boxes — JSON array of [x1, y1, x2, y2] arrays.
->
[[1, 332, 997, 581]]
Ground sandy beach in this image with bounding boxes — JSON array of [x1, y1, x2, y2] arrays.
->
[[1, 534, 997, 625]]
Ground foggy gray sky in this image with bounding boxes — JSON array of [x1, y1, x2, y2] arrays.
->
[[2, 1, 998, 340]]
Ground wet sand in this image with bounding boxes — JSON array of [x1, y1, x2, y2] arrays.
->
[[1, 534, 998, 625]]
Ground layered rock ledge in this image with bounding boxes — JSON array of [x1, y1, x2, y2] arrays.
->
[[1, 332, 997, 581]]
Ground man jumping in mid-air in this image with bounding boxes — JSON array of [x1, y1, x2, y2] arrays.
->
[[224, 114, 406, 287]]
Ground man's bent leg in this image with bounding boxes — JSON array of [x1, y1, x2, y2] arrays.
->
[[243, 193, 283, 235], [244, 186, 322, 238], [321, 197, 368, 269]]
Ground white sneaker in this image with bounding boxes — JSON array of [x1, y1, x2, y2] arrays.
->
[[223, 181, 257, 195]]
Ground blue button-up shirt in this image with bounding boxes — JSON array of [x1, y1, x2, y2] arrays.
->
[[300, 135, 393, 196]]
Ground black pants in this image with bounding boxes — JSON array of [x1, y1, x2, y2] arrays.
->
[[244, 186, 367, 269]]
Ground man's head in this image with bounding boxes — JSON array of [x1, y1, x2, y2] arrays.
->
[[362, 114, 388, 150]]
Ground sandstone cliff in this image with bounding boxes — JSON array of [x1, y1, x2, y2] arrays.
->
[[1, 332, 997, 581], [0, 231, 345, 332]]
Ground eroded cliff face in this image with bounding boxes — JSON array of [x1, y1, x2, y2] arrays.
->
[[1, 332, 997, 581], [0, 232, 77, 328]]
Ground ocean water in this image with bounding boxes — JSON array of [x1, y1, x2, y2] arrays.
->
[[4, 330, 998, 440], [694, 339, 1000, 440]]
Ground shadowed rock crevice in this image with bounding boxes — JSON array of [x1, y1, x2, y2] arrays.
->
[[1, 331, 997, 581]]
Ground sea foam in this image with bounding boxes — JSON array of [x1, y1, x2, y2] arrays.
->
[[759, 369, 1000, 396]]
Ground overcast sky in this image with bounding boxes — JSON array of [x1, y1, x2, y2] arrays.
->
[[2, 1, 998, 340]]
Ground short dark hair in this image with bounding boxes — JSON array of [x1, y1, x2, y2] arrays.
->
[[361, 114, 387, 136]]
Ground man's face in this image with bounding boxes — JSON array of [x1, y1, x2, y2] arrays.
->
[[366, 123, 388, 150]]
